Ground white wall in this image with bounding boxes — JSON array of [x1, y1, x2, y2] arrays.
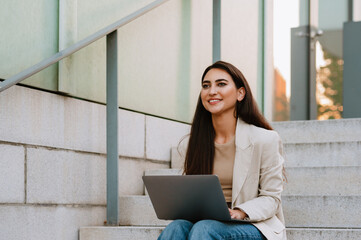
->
[[58, 0, 212, 123], [354, 0, 361, 21], [2, 0, 262, 123], [221, 0, 259, 96]]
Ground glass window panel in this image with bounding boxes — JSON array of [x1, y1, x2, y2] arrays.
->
[[273, 0, 301, 121], [315, 0, 348, 120]]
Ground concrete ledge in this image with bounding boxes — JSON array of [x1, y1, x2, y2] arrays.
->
[[118, 109, 145, 158], [169, 131, 361, 169], [80, 226, 361, 240], [283, 166, 361, 196], [146, 116, 189, 161], [283, 195, 361, 228], [0, 85, 106, 154], [0, 144, 24, 203], [144, 168, 182, 176], [119, 195, 170, 226], [119, 158, 169, 195], [272, 118, 361, 144], [80, 226, 164, 240], [143, 166, 361, 197], [283, 141, 361, 167], [286, 228, 361, 240], [145, 166, 361, 196], [0, 205, 105, 240], [116, 195, 361, 228]]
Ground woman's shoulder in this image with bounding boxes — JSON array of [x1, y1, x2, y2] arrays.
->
[[248, 123, 281, 144]]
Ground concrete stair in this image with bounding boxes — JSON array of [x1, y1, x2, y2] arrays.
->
[[115, 195, 361, 228], [80, 119, 361, 240], [145, 166, 361, 196], [79, 226, 361, 240], [285, 228, 361, 239], [80, 227, 164, 240], [118, 195, 170, 226]]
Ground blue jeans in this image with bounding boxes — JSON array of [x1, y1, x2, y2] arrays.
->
[[158, 219, 266, 240]]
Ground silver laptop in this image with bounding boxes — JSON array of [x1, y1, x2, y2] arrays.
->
[[142, 175, 249, 223]]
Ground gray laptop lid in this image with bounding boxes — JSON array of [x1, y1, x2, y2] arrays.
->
[[142, 175, 248, 223]]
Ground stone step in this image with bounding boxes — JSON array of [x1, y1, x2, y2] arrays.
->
[[118, 195, 361, 228], [283, 141, 361, 167], [144, 168, 182, 176], [79, 226, 361, 240], [145, 166, 361, 196], [283, 166, 361, 195], [79, 226, 164, 240], [286, 228, 361, 240], [119, 195, 170, 226], [282, 195, 361, 228], [272, 118, 361, 144], [170, 119, 361, 168], [171, 141, 361, 169]]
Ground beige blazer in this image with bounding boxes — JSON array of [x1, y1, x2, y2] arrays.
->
[[179, 120, 286, 240]]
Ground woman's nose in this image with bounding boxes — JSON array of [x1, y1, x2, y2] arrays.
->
[[209, 86, 217, 95]]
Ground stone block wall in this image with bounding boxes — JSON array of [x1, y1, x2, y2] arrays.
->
[[0, 85, 190, 240]]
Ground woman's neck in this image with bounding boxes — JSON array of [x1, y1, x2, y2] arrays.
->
[[212, 113, 237, 144]]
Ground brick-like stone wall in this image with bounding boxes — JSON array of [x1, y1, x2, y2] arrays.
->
[[0, 85, 190, 240]]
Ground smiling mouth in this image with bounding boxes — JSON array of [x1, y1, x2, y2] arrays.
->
[[209, 99, 221, 104]]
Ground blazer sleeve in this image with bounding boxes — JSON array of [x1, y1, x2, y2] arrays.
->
[[235, 131, 284, 222]]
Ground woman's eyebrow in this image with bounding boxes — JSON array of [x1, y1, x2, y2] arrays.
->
[[215, 79, 228, 82], [202, 79, 229, 83]]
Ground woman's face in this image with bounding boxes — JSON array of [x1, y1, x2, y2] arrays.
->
[[201, 68, 244, 116]]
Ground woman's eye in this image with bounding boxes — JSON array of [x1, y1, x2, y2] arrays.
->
[[202, 84, 210, 89], [218, 82, 226, 87]]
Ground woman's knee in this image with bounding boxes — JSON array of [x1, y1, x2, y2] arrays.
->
[[188, 220, 221, 239], [158, 219, 193, 240]]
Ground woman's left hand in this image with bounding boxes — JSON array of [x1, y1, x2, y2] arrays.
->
[[229, 208, 248, 220]]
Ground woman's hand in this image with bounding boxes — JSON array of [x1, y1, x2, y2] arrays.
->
[[229, 208, 248, 220]]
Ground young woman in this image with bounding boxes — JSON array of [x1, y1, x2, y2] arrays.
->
[[158, 61, 286, 240]]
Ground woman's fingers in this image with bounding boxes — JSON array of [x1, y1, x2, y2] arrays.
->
[[229, 209, 246, 220]]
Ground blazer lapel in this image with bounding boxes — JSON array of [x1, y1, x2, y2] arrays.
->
[[232, 120, 254, 206]]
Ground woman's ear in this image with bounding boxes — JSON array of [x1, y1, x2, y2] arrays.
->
[[237, 87, 246, 102]]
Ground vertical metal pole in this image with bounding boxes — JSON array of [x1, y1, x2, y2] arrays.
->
[[106, 30, 119, 225], [343, 21, 361, 118], [308, 0, 317, 120], [257, 0, 265, 114], [348, 0, 353, 22], [213, 0, 221, 62], [290, 0, 311, 120], [290, 26, 310, 120]]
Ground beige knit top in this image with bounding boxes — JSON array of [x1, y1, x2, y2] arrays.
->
[[212, 137, 236, 204]]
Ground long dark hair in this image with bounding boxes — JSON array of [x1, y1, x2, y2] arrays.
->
[[184, 61, 273, 175]]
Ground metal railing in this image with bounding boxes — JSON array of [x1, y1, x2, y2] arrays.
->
[[0, 0, 169, 93], [0, 0, 170, 225]]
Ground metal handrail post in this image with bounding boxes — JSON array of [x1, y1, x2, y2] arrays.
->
[[106, 30, 119, 225], [213, 0, 221, 62]]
